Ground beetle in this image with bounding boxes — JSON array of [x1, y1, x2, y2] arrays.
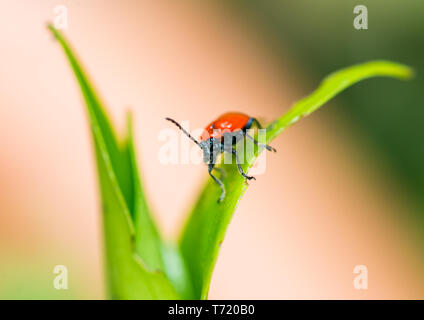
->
[[166, 112, 276, 202]]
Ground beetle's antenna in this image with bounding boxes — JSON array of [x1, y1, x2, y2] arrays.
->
[[165, 118, 201, 147]]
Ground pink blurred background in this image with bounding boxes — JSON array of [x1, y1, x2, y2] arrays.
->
[[1, 0, 423, 299]]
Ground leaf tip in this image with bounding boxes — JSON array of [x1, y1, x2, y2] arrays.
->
[[372, 60, 415, 80], [404, 66, 415, 80], [46, 22, 56, 35]]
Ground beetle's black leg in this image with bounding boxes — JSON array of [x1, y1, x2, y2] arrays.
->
[[245, 118, 276, 152], [208, 163, 226, 202], [245, 134, 277, 152], [212, 166, 226, 178], [232, 149, 255, 181], [251, 118, 262, 129]]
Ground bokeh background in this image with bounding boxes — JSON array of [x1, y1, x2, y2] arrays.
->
[[1, 0, 424, 299]]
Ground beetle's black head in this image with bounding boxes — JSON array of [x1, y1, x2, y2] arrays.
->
[[165, 118, 223, 164]]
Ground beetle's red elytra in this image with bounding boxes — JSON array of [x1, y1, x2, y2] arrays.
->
[[202, 112, 251, 140], [166, 112, 276, 203]]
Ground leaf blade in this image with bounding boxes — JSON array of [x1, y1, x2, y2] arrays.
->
[[48, 24, 179, 299], [267, 60, 413, 142], [179, 60, 413, 299]]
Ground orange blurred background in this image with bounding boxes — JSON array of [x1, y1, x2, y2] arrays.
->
[[1, 0, 423, 299]]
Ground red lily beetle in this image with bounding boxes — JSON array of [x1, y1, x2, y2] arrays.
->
[[166, 112, 276, 202]]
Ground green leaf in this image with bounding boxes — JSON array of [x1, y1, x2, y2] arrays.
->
[[265, 61, 413, 142], [48, 24, 179, 299], [179, 60, 413, 299], [126, 114, 165, 271]]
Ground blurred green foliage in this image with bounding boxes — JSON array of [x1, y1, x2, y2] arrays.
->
[[0, 254, 93, 299], [223, 0, 424, 223]]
